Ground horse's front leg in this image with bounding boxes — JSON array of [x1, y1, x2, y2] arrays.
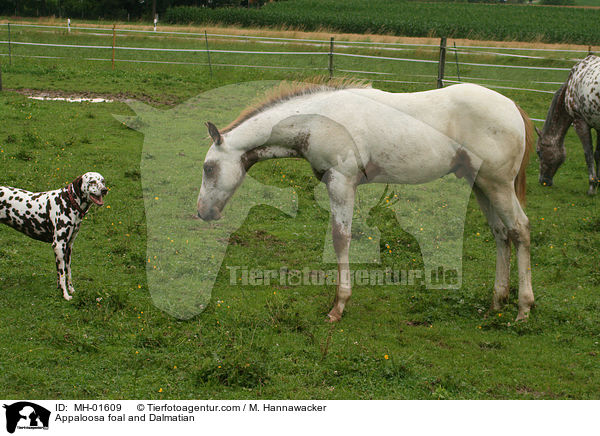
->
[[573, 119, 597, 195], [325, 171, 356, 322]]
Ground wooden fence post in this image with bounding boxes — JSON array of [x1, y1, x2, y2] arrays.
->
[[328, 37, 334, 80], [112, 24, 116, 70], [205, 30, 213, 79], [437, 37, 447, 88], [453, 42, 461, 82], [7, 22, 11, 66]]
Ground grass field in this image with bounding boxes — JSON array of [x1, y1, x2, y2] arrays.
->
[[0, 22, 599, 399]]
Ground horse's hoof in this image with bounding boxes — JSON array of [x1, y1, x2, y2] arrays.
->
[[515, 311, 529, 322], [484, 304, 502, 318], [326, 309, 342, 322]]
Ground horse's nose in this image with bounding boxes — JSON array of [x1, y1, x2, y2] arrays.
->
[[197, 206, 221, 221], [197, 210, 213, 221], [539, 176, 553, 187]]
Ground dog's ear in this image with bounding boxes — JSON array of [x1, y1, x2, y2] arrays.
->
[[72, 176, 84, 196], [206, 122, 223, 146]]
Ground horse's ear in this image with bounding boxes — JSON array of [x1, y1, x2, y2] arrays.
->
[[206, 121, 223, 146], [535, 126, 542, 137]]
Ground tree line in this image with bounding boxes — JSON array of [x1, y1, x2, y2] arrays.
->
[[0, 0, 261, 21]]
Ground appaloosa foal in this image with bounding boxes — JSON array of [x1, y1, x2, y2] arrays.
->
[[197, 80, 534, 321]]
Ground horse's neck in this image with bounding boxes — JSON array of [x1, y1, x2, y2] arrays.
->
[[242, 145, 299, 171], [542, 84, 573, 142], [229, 111, 301, 170]]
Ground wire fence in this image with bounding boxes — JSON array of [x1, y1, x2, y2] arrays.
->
[[0, 20, 588, 111]]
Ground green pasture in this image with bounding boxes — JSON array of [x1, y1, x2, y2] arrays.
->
[[0, 24, 599, 399]]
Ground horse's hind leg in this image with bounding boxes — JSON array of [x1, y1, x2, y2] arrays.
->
[[482, 182, 534, 321], [325, 171, 356, 322], [472, 186, 511, 310]]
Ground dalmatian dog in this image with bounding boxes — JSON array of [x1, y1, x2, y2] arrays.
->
[[0, 172, 108, 300]]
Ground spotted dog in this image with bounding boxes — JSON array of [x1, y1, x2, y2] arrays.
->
[[0, 172, 108, 300]]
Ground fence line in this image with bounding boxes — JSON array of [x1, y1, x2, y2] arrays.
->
[[5, 23, 579, 62], [0, 52, 328, 70], [0, 22, 582, 101], [0, 40, 330, 55], [445, 74, 564, 85], [444, 79, 556, 94], [0, 39, 576, 72], [0, 22, 592, 54]]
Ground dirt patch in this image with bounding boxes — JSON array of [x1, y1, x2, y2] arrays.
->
[[9, 88, 180, 106]]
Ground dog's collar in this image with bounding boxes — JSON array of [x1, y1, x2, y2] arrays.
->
[[67, 183, 87, 217]]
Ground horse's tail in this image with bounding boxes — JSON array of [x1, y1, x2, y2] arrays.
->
[[515, 103, 534, 207]]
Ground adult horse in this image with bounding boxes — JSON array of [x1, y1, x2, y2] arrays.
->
[[537, 54, 600, 195], [197, 79, 534, 321]]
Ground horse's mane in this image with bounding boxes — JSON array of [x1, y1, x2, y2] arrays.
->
[[220, 76, 371, 133], [541, 83, 568, 136]]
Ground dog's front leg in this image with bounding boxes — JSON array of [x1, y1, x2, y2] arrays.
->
[[65, 242, 76, 295], [53, 240, 72, 301]]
